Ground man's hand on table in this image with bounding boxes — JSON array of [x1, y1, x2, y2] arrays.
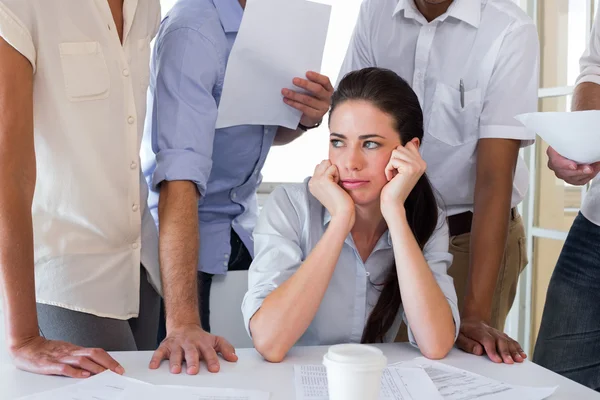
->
[[150, 323, 238, 375], [456, 317, 527, 364], [10, 335, 124, 378]]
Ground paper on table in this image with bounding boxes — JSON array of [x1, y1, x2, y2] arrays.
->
[[215, 0, 332, 130], [16, 370, 149, 400], [515, 111, 600, 164], [124, 383, 270, 400], [294, 364, 442, 400], [395, 357, 557, 400]]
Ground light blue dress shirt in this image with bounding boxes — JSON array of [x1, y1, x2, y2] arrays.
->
[[242, 181, 460, 347], [141, 0, 277, 274]]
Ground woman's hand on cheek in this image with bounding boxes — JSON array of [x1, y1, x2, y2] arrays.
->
[[309, 160, 355, 230], [380, 141, 427, 219]]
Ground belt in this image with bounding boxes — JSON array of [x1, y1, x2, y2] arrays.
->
[[448, 208, 519, 237]]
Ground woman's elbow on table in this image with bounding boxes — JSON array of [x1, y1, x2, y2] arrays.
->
[[418, 331, 455, 360], [250, 316, 291, 363]]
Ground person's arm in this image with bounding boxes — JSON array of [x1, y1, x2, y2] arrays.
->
[[381, 142, 456, 359], [547, 7, 600, 183], [247, 161, 355, 362], [0, 35, 121, 378], [274, 72, 334, 146], [147, 28, 236, 375], [337, 0, 375, 86], [457, 23, 539, 364]]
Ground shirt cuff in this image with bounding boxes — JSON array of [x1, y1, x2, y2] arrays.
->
[[0, 4, 36, 72], [576, 74, 600, 87], [480, 125, 535, 148], [152, 149, 212, 197], [241, 284, 276, 338]]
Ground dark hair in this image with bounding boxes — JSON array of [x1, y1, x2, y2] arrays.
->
[[330, 67, 439, 343]]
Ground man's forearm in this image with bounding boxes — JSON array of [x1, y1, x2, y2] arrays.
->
[[0, 176, 39, 348], [464, 180, 512, 321], [158, 180, 202, 330], [273, 126, 304, 146], [465, 139, 520, 321], [573, 82, 600, 111]]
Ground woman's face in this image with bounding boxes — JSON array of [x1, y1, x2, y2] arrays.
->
[[328, 100, 403, 206]]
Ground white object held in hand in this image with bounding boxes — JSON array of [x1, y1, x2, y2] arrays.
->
[[216, 0, 332, 130], [515, 111, 600, 164]]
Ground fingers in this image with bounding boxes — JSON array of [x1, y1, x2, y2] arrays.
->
[[507, 340, 524, 363], [495, 337, 514, 364], [326, 164, 340, 183], [46, 362, 91, 379], [313, 160, 331, 176], [60, 355, 108, 375], [456, 334, 484, 356], [547, 147, 577, 171], [214, 336, 238, 363], [198, 344, 221, 373], [182, 344, 200, 375], [305, 71, 334, 93], [73, 348, 124, 374], [169, 346, 184, 374], [290, 76, 332, 102], [465, 329, 503, 363], [149, 345, 168, 370], [282, 96, 326, 122]]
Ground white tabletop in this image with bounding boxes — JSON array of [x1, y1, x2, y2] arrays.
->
[[1, 344, 598, 400]]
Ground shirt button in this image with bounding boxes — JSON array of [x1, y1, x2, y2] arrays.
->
[[416, 72, 423, 79], [127, 116, 135, 124], [232, 192, 237, 199], [130, 161, 138, 169], [132, 204, 139, 212], [366, 271, 371, 277], [224, 253, 230, 259], [132, 243, 139, 250], [223, 261, 228, 267], [123, 68, 130, 77]]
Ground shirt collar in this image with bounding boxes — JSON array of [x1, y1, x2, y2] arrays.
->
[[212, 0, 244, 33], [393, 0, 480, 28], [322, 209, 393, 248]]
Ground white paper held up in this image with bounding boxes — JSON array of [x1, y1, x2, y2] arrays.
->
[[515, 111, 600, 164], [294, 364, 442, 400], [215, 0, 332, 130]]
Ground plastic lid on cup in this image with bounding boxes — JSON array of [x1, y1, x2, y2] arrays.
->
[[323, 344, 387, 369]]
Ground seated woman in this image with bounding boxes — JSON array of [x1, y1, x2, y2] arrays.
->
[[242, 67, 459, 362]]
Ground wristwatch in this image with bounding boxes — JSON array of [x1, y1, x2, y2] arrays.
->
[[298, 120, 322, 132]]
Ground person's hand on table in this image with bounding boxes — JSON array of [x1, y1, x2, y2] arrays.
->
[[547, 146, 600, 186], [150, 323, 238, 375], [456, 317, 527, 364], [9, 335, 124, 378], [282, 71, 334, 128]]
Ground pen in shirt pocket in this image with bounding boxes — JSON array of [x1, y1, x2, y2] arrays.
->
[[459, 79, 465, 108]]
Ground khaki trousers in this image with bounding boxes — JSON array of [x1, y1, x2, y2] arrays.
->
[[395, 210, 528, 341]]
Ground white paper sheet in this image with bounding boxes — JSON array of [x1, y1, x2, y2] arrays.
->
[[215, 0, 332, 130], [515, 111, 600, 164], [16, 370, 149, 400], [124, 383, 270, 400], [294, 364, 442, 400], [395, 358, 557, 400], [16, 370, 270, 400]]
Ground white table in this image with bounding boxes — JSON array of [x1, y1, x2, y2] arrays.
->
[[1, 344, 598, 400]]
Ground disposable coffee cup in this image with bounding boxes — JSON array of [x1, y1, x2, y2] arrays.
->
[[322, 344, 387, 400]]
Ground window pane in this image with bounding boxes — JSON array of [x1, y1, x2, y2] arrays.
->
[[538, 0, 589, 88]]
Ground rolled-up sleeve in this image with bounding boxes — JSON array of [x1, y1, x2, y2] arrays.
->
[[404, 211, 460, 347], [0, 1, 36, 71], [577, 7, 600, 86], [479, 23, 539, 147], [241, 186, 304, 337], [150, 27, 220, 197]]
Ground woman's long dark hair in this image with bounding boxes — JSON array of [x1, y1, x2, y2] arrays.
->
[[330, 68, 439, 343]]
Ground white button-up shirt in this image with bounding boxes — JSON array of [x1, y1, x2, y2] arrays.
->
[[577, 7, 600, 227], [242, 182, 460, 346], [339, 0, 539, 216], [0, 0, 162, 319]]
